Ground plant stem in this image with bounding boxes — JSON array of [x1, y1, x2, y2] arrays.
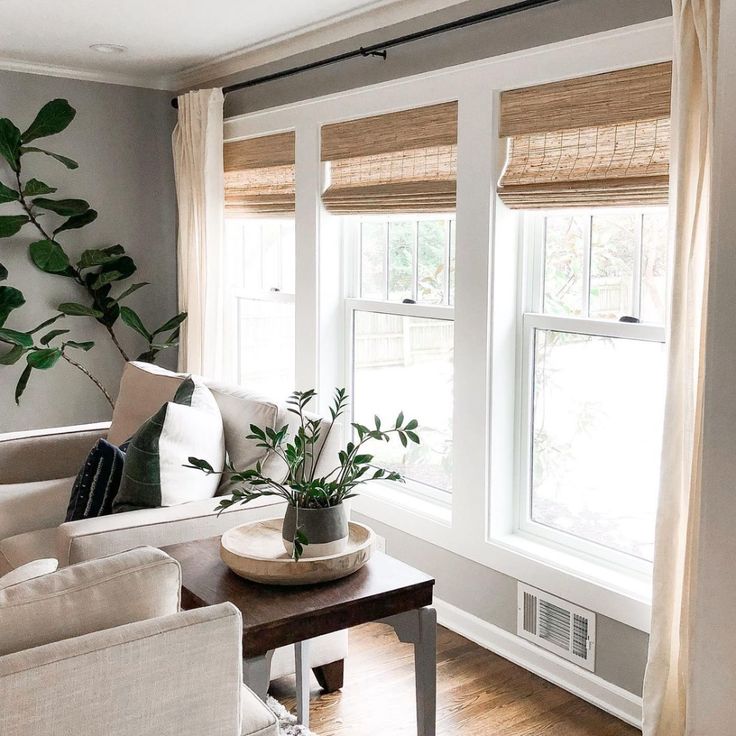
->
[[15, 171, 59, 246], [61, 352, 115, 409], [106, 324, 130, 362]]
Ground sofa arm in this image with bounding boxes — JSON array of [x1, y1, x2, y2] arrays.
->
[[0, 603, 245, 736], [57, 495, 286, 566], [0, 422, 109, 484], [0, 476, 73, 542]]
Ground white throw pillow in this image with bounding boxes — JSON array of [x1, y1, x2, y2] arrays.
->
[[0, 558, 58, 590], [114, 376, 225, 511]]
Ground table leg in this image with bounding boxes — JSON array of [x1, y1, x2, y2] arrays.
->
[[295, 640, 311, 728], [243, 650, 274, 702], [379, 607, 437, 736]]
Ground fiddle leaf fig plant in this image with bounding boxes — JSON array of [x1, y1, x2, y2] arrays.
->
[[0, 98, 186, 406]]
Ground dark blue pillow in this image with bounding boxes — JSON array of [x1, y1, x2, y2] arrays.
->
[[66, 439, 127, 522]]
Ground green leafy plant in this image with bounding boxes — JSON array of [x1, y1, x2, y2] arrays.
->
[[187, 388, 420, 559], [0, 99, 186, 405]]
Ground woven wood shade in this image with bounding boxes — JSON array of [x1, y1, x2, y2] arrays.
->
[[497, 63, 672, 209], [321, 102, 457, 214], [224, 132, 295, 215]]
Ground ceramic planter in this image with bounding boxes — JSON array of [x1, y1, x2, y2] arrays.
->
[[282, 503, 349, 558]]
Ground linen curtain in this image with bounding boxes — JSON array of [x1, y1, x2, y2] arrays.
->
[[642, 2, 719, 734], [172, 88, 226, 377]]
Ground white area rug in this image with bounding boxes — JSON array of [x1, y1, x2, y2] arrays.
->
[[267, 696, 318, 736]]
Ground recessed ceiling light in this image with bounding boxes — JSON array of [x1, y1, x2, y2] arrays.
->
[[89, 43, 127, 54]]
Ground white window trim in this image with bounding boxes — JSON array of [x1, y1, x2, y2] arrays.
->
[[223, 17, 673, 633]]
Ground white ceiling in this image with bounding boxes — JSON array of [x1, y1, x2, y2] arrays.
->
[[0, 0, 466, 90]]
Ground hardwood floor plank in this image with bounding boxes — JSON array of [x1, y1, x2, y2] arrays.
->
[[270, 622, 641, 736]]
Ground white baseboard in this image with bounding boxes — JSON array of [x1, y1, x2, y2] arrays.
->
[[433, 597, 643, 729]]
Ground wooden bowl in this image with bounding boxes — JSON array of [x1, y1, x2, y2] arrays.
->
[[220, 518, 375, 586]]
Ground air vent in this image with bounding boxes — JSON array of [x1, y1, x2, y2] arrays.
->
[[517, 583, 596, 671]]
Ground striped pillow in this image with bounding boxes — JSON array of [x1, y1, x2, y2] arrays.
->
[[65, 439, 127, 522]]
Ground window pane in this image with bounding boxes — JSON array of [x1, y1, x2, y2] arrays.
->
[[530, 329, 665, 560], [360, 222, 387, 299], [353, 311, 454, 491], [641, 210, 668, 324], [280, 222, 296, 294], [417, 220, 449, 304], [449, 219, 456, 306], [388, 221, 416, 302], [237, 298, 295, 399], [590, 214, 637, 319], [543, 215, 586, 316]]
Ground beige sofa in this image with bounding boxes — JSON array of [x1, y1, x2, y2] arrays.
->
[[0, 361, 347, 689], [0, 547, 279, 736]]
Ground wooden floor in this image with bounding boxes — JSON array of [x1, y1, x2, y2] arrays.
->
[[271, 622, 640, 736]]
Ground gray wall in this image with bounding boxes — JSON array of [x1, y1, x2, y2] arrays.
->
[[200, 0, 668, 699], [201, 0, 672, 116], [0, 70, 177, 433]]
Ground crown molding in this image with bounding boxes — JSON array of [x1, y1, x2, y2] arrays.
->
[[172, 0, 471, 91], [0, 54, 175, 91]]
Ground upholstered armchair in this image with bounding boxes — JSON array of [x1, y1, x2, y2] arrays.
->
[[0, 361, 347, 691], [0, 547, 279, 736]]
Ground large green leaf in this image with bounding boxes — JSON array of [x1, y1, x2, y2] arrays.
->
[[27, 347, 62, 369], [120, 306, 151, 341], [116, 281, 149, 302], [153, 312, 187, 336], [53, 209, 97, 235], [0, 344, 24, 365], [29, 313, 64, 334], [40, 328, 70, 345], [77, 245, 125, 270], [15, 364, 32, 404], [0, 215, 29, 238], [0, 180, 18, 204], [20, 146, 78, 170], [0, 119, 22, 171], [64, 340, 94, 351], [22, 179, 57, 197], [32, 198, 90, 217], [21, 99, 76, 144], [0, 263, 6, 281], [29, 239, 70, 274], [91, 256, 136, 289], [0, 327, 33, 348], [0, 285, 25, 326], [58, 302, 103, 318]]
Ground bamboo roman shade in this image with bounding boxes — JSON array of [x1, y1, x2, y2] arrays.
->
[[321, 102, 458, 214], [224, 131, 295, 215], [497, 62, 672, 209]]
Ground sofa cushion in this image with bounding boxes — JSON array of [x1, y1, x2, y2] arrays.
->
[[108, 362, 184, 445], [114, 377, 225, 511], [0, 476, 73, 543], [0, 558, 57, 590], [0, 546, 180, 656], [0, 527, 58, 573], [240, 684, 279, 736], [109, 362, 281, 493]]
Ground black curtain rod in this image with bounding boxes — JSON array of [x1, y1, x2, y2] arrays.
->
[[170, 0, 561, 108]]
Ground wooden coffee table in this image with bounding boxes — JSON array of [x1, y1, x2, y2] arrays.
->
[[162, 537, 437, 735]]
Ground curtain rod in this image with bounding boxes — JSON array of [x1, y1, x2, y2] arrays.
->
[[171, 0, 561, 108]]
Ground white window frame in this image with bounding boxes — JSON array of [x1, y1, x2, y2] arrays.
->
[[225, 216, 296, 390], [341, 213, 456, 503], [223, 18, 673, 633], [515, 210, 667, 576]]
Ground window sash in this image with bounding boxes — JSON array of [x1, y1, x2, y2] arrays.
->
[[516, 209, 666, 572]]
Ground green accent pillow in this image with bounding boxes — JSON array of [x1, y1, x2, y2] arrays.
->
[[113, 376, 224, 513]]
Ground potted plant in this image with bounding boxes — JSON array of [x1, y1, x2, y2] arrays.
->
[[188, 388, 420, 560]]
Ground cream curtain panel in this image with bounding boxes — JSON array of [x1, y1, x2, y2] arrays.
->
[[643, 2, 719, 734], [497, 63, 672, 208], [172, 88, 226, 377]]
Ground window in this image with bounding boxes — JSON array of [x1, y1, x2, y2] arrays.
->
[[518, 209, 668, 565], [224, 218, 295, 398], [344, 215, 455, 495]]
